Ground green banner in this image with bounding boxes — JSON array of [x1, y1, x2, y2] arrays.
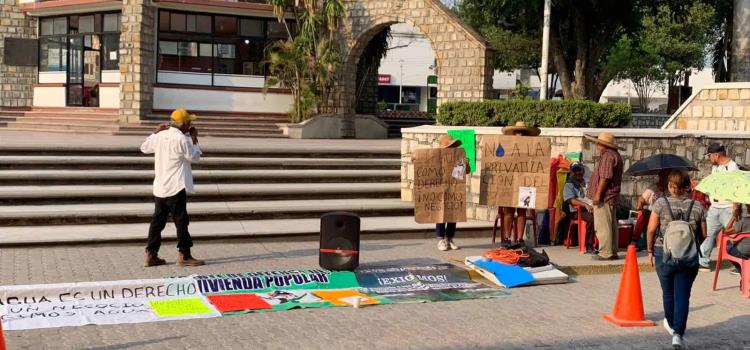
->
[[193, 269, 359, 295], [447, 129, 476, 173]]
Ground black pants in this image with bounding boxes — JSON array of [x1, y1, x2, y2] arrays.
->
[[146, 190, 193, 254]]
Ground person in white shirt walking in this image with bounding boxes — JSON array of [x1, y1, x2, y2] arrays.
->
[[140, 109, 205, 267], [699, 143, 741, 272]]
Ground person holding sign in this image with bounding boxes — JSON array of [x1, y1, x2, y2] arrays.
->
[[498, 122, 541, 245], [584, 132, 625, 261], [412, 134, 469, 251]]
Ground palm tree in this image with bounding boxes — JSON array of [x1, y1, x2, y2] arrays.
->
[[267, 0, 344, 122]]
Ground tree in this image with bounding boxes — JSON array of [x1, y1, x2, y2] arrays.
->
[[459, 0, 664, 101], [266, 0, 344, 122], [606, 37, 665, 111], [640, 2, 715, 90]]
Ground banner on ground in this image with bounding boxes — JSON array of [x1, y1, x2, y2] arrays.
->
[[356, 264, 509, 303], [0, 278, 219, 331], [479, 135, 551, 209], [413, 148, 468, 224]]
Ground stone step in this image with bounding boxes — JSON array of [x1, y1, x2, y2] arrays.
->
[[117, 125, 283, 134], [0, 216, 493, 246], [25, 111, 118, 118], [0, 155, 399, 169], [148, 112, 288, 122], [0, 198, 413, 226], [114, 130, 287, 138], [0, 169, 399, 185], [128, 119, 284, 128], [0, 182, 400, 205], [6, 121, 119, 133], [16, 116, 121, 125]]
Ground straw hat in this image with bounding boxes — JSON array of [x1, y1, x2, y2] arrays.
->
[[438, 134, 461, 148], [501, 121, 541, 136], [584, 132, 624, 150]]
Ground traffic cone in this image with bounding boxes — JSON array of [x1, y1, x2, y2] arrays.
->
[[0, 318, 6, 350], [603, 244, 655, 327]]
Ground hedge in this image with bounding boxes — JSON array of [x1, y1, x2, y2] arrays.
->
[[436, 100, 632, 128]]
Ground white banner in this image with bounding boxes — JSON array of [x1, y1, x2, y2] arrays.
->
[[0, 278, 220, 330]]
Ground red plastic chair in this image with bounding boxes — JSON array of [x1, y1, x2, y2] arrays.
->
[[564, 205, 587, 254], [492, 208, 538, 245], [712, 230, 750, 298]]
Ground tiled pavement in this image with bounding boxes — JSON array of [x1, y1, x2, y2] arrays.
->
[[1, 234, 748, 350]]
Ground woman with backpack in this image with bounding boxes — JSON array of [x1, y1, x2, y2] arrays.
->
[[646, 170, 706, 350]]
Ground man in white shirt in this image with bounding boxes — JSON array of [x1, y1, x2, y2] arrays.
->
[[140, 109, 205, 267], [699, 143, 741, 271]]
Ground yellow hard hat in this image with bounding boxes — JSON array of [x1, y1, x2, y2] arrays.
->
[[170, 109, 198, 124]]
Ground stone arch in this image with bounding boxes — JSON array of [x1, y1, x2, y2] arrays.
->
[[336, 0, 494, 136]]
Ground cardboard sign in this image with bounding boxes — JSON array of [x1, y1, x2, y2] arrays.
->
[[479, 136, 551, 209], [413, 148, 467, 224]]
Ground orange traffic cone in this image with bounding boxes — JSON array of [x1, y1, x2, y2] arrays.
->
[[603, 244, 655, 327], [0, 318, 6, 350]]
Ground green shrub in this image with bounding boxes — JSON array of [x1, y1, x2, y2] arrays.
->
[[437, 100, 632, 128]]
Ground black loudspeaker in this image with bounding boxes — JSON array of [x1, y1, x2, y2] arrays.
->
[[319, 212, 360, 271]]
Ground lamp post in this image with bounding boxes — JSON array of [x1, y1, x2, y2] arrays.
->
[[399, 60, 404, 105], [539, 0, 551, 100]]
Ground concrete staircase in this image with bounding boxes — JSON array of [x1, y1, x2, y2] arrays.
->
[[0, 144, 492, 245], [117, 111, 288, 138], [3, 108, 120, 134], [1, 109, 289, 138]]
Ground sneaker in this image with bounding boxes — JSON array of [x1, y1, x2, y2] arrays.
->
[[663, 319, 675, 336], [448, 239, 460, 250], [729, 267, 740, 275], [672, 334, 684, 349], [437, 239, 449, 251], [699, 264, 711, 272]]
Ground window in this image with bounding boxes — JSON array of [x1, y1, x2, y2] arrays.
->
[[267, 21, 287, 39], [39, 37, 67, 72], [41, 17, 67, 35], [215, 16, 237, 35], [102, 34, 119, 70], [401, 87, 421, 104], [79, 15, 95, 33], [103, 13, 120, 32], [241, 19, 263, 37], [157, 10, 297, 84]]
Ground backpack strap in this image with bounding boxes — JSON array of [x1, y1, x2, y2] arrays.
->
[[661, 196, 677, 221], [684, 199, 696, 222]]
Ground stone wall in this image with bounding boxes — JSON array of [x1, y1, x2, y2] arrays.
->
[[119, 0, 156, 123], [0, 0, 37, 109], [662, 83, 750, 131], [337, 0, 494, 137], [401, 126, 750, 222]]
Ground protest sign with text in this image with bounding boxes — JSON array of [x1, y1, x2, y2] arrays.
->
[[479, 136, 551, 209], [413, 148, 467, 224]]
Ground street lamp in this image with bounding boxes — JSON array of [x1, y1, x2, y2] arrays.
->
[[399, 60, 404, 105], [539, 0, 551, 100]]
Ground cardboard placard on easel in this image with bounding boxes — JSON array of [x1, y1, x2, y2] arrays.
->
[[479, 135, 551, 210], [413, 148, 467, 224]]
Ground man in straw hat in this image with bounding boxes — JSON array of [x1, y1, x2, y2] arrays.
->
[[140, 109, 205, 267], [498, 121, 541, 245], [584, 132, 625, 260]]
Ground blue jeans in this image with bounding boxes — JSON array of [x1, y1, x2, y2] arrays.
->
[[700, 206, 734, 267], [654, 246, 699, 336], [436, 223, 456, 239], [727, 242, 750, 271]]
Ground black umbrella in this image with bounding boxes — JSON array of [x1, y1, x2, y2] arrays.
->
[[625, 154, 698, 176]]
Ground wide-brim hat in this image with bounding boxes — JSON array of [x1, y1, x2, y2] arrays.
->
[[170, 109, 198, 124], [501, 121, 541, 136], [438, 134, 461, 148], [584, 132, 624, 151]]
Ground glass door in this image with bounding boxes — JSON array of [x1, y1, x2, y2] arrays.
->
[[66, 36, 84, 106], [82, 34, 101, 107]]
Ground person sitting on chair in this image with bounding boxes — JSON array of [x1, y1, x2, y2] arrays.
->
[[563, 163, 596, 253], [726, 204, 750, 275]]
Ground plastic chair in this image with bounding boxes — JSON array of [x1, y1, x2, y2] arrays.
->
[[492, 208, 538, 244], [712, 230, 750, 298], [564, 205, 587, 254]]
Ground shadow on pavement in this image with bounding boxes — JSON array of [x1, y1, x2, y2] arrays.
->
[[81, 336, 185, 350]]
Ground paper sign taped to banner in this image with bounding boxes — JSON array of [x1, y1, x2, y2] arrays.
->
[[479, 135, 551, 209], [413, 148, 467, 223]]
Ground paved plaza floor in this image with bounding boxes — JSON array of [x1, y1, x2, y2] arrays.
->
[[1, 234, 748, 350]]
